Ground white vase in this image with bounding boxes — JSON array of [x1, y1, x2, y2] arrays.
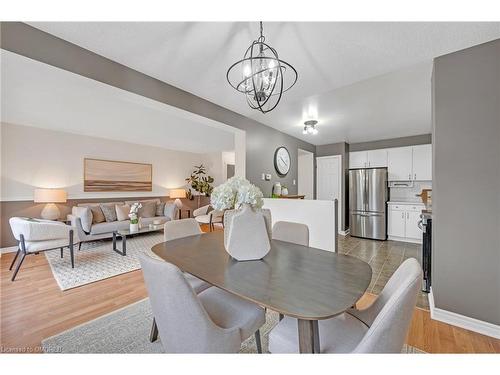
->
[[130, 223, 139, 232], [223, 204, 272, 261]]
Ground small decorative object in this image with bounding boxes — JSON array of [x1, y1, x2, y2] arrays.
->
[[152, 219, 162, 225], [272, 182, 282, 198], [34, 188, 67, 220], [128, 203, 142, 232], [169, 188, 187, 209], [226, 21, 298, 113], [274, 147, 290, 176], [186, 164, 215, 207], [211, 177, 271, 261], [281, 185, 289, 196]]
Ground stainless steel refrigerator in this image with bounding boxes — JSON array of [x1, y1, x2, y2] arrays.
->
[[349, 168, 388, 240]]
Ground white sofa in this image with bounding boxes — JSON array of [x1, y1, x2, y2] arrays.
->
[[68, 198, 178, 246]]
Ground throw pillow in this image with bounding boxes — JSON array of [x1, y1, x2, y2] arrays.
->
[[100, 203, 118, 222], [164, 201, 178, 220], [89, 205, 105, 224], [156, 202, 166, 216], [138, 201, 156, 218], [73, 206, 93, 233], [115, 204, 130, 222]]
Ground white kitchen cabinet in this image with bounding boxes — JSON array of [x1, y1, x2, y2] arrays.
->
[[350, 149, 388, 169], [349, 151, 367, 168], [387, 147, 413, 181], [412, 144, 432, 181], [387, 203, 423, 243], [366, 149, 388, 167]]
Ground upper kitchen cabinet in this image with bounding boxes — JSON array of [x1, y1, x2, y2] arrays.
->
[[412, 144, 432, 181], [387, 146, 413, 180], [349, 149, 388, 169]]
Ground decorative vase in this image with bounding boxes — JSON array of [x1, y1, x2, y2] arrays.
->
[[223, 204, 272, 261], [130, 223, 139, 232], [281, 187, 289, 196]]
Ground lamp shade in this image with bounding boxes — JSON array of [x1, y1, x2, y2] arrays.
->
[[34, 188, 67, 203], [169, 189, 187, 199]]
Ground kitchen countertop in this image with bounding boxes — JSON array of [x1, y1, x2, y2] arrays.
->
[[387, 200, 425, 205]]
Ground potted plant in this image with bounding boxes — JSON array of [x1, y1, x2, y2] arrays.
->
[[185, 164, 215, 207], [210, 177, 271, 261], [128, 203, 142, 232]]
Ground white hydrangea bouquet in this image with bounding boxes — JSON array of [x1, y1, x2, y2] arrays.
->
[[211, 177, 271, 261], [210, 176, 264, 210]]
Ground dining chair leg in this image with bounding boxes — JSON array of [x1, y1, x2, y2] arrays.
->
[[9, 249, 20, 270], [79, 242, 82, 251], [255, 330, 262, 354], [69, 230, 75, 268], [11, 252, 26, 281], [60, 247, 64, 258], [149, 318, 159, 342], [279, 313, 284, 321]]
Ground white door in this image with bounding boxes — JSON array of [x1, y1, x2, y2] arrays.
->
[[412, 144, 432, 181], [316, 156, 342, 231], [367, 149, 388, 168], [387, 146, 413, 181], [349, 151, 367, 169], [388, 207, 406, 237], [405, 210, 423, 241]]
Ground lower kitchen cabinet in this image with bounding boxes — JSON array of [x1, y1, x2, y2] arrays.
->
[[388, 203, 423, 243]]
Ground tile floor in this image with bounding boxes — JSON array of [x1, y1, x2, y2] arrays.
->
[[337, 235, 430, 309]]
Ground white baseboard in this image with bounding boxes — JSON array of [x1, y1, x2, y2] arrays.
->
[[339, 229, 350, 236], [1, 246, 18, 254], [429, 288, 500, 339], [388, 235, 422, 244]]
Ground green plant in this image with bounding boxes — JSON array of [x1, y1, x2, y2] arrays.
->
[[186, 164, 214, 206]]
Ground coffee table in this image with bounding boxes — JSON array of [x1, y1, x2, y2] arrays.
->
[[112, 225, 164, 256]]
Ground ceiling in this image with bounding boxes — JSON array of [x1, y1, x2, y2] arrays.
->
[[0, 49, 235, 153], [25, 22, 500, 144]]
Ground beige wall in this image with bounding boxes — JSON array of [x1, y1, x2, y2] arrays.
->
[[0, 122, 221, 247]]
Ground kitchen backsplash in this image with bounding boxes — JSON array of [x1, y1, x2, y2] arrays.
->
[[389, 181, 432, 202]]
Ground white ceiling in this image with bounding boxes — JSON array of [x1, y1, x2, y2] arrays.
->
[[25, 22, 500, 144], [0, 49, 235, 153]]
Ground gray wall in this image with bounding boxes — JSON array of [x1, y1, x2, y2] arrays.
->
[[349, 134, 431, 151], [433, 38, 500, 325], [316, 142, 349, 231], [0, 22, 315, 197]]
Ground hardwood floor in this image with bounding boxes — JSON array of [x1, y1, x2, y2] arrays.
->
[[1, 225, 499, 353]]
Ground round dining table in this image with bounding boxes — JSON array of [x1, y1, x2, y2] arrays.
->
[[151, 231, 372, 353]]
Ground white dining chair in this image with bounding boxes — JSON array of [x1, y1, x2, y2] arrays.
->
[[268, 258, 422, 353], [272, 221, 309, 247], [193, 205, 224, 231], [139, 254, 266, 353]]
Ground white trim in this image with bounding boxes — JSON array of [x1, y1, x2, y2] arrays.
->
[[339, 229, 350, 236], [429, 287, 500, 339], [388, 235, 422, 244], [1, 246, 18, 254]]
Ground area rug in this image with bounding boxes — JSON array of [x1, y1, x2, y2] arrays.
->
[[41, 299, 426, 354], [44, 233, 164, 290]]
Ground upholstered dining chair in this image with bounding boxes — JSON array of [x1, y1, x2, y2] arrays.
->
[[8, 217, 79, 281], [139, 254, 266, 353], [272, 221, 310, 247], [268, 258, 422, 353], [193, 205, 224, 231]]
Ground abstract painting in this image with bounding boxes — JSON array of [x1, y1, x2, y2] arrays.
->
[[84, 158, 152, 192]]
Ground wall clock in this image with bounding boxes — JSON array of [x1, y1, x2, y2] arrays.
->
[[274, 147, 291, 176]]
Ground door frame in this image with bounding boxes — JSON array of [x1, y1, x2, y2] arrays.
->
[[315, 155, 343, 234]]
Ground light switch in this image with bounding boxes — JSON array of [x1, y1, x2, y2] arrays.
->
[[293, 179, 296, 185], [261, 173, 266, 180]]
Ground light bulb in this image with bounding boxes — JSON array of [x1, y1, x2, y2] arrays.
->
[[312, 128, 318, 135], [307, 126, 314, 134], [269, 59, 276, 69], [243, 64, 252, 77], [303, 127, 308, 135]]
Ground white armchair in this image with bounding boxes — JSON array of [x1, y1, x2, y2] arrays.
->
[[193, 205, 224, 232], [8, 217, 79, 281]]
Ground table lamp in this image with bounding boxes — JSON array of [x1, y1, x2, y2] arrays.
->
[[34, 188, 67, 220], [170, 189, 186, 209]]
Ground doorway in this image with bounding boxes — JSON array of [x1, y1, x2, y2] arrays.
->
[[298, 149, 314, 199], [316, 155, 343, 233]]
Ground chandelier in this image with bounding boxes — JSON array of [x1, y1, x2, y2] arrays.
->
[[303, 120, 318, 135], [226, 22, 298, 114]]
